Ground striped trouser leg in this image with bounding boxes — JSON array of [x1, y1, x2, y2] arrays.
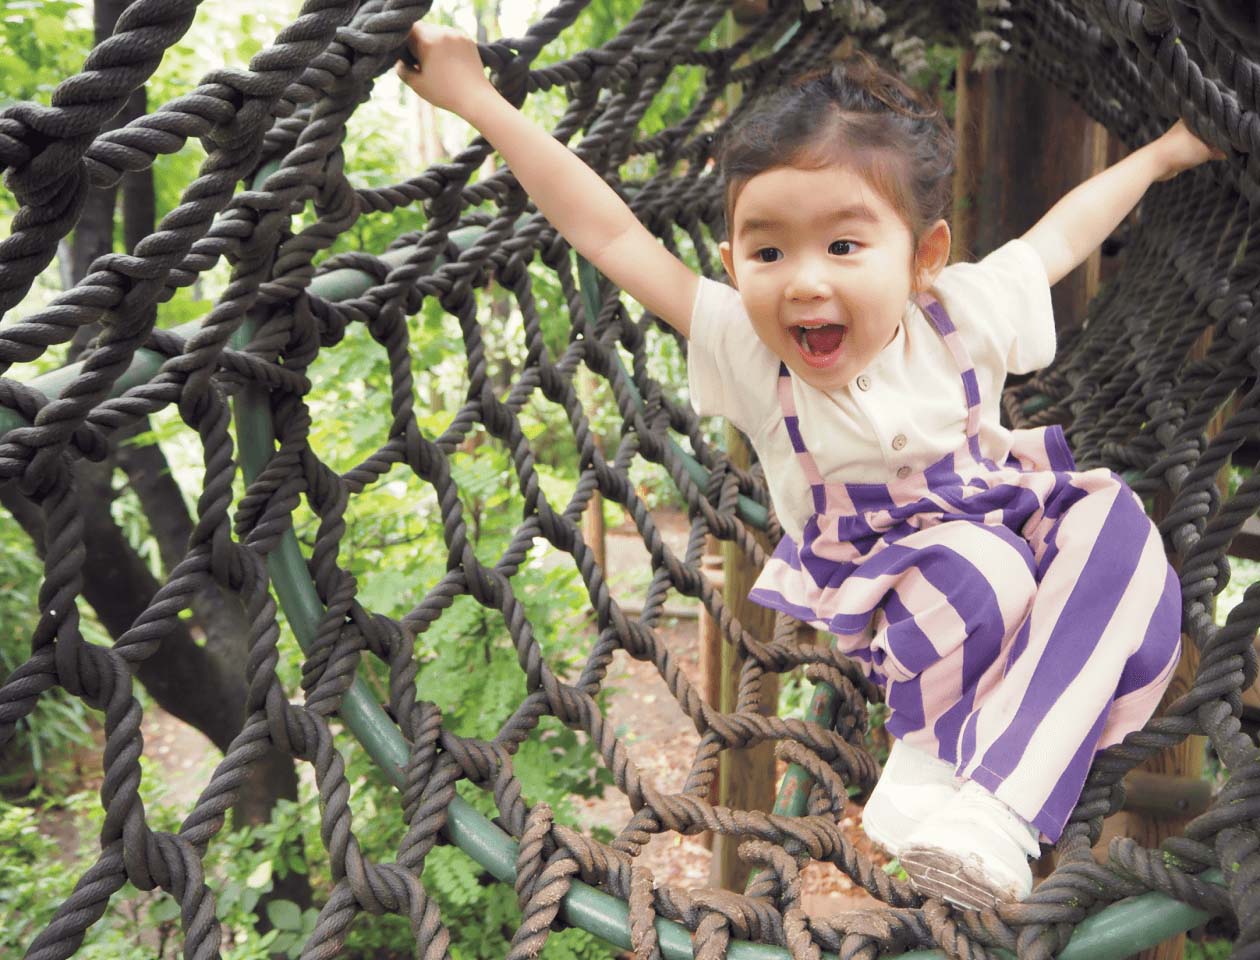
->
[[867, 520, 1040, 769], [950, 471, 1182, 841]]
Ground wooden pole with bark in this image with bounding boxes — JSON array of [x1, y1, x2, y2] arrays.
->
[[709, 426, 780, 892]]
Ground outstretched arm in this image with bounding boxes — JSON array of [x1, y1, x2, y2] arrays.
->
[[1021, 120, 1224, 287], [396, 24, 698, 337]]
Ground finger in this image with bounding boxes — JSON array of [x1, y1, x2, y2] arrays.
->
[[398, 45, 420, 71], [398, 25, 422, 71]]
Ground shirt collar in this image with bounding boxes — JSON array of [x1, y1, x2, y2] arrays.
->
[[861, 300, 916, 376]]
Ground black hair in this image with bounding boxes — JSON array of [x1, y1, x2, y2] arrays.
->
[[719, 52, 956, 243]]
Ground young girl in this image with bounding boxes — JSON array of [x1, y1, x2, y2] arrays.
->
[[398, 24, 1220, 909]]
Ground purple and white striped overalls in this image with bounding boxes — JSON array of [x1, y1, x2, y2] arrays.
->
[[749, 292, 1182, 841]]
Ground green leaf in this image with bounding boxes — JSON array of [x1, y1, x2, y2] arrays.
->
[[246, 859, 273, 889], [239, 888, 261, 918], [148, 897, 181, 923], [31, 14, 62, 45], [267, 898, 302, 931], [357, 569, 412, 615]]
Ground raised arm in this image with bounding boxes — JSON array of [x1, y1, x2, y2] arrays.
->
[[1020, 120, 1223, 287], [396, 23, 698, 337]]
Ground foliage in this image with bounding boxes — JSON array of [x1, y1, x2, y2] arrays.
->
[[0, 506, 97, 793], [905, 44, 960, 120], [1186, 937, 1233, 960], [0, 798, 73, 952], [1215, 555, 1259, 625], [777, 667, 813, 721], [253, 327, 622, 958], [0, 0, 93, 107], [0, 775, 190, 959], [418, 838, 612, 960], [197, 739, 618, 959]]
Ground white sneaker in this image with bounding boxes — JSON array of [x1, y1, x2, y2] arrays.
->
[[861, 739, 961, 856], [898, 780, 1041, 910]]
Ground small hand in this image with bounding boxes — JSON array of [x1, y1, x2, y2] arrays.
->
[[1152, 119, 1226, 181], [395, 23, 494, 118]]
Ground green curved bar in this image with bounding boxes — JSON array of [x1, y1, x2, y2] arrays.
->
[[3, 227, 1221, 960], [1022, 395, 1055, 416]]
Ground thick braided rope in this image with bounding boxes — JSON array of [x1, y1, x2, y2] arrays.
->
[[2, 1, 1259, 958]]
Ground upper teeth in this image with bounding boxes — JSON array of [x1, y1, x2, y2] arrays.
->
[[794, 324, 842, 345]]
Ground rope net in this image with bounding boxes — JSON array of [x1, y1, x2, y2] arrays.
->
[[0, 0, 1258, 958]]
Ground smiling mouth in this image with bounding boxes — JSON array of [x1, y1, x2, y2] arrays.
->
[[792, 323, 847, 362]]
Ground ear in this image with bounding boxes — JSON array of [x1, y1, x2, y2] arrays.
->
[[719, 240, 739, 289], [913, 219, 952, 292]]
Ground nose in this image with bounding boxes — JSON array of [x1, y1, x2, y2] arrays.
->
[[785, 256, 829, 301]]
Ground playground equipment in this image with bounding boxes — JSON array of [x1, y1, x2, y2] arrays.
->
[[1, 1, 1258, 958]]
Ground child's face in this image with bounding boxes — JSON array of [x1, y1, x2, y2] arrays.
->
[[720, 163, 927, 393]]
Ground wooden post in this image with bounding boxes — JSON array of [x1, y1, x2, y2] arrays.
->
[[956, 54, 1174, 895], [951, 49, 981, 265], [706, 5, 780, 882], [700, 535, 724, 849], [579, 370, 607, 573], [1091, 328, 1227, 960], [709, 424, 780, 892], [582, 474, 605, 572], [1121, 522, 1201, 960], [960, 60, 1205, 960], [958, 61, 1111, 329]]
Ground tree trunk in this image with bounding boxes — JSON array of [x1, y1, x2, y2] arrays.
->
[[0, 472, 242, 749]]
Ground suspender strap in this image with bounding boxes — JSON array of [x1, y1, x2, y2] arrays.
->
[[775, 293, 982, 508], [915, 292, 982, 442], [777, 363, 828, 513]]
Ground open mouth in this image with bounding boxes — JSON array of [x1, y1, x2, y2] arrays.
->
[[792, 323, 847, 366]]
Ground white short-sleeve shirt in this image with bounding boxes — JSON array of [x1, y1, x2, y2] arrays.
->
[[687, 238, 1056, 540]]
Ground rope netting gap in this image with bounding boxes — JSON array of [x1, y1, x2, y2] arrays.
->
[[0, 1, 1258, 959]]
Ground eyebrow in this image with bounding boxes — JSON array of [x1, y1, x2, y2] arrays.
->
[[738, 205, 878, 237]]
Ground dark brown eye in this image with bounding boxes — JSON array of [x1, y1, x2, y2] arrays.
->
[[829, 240, 855, 255], [756, 247, 782, 263]]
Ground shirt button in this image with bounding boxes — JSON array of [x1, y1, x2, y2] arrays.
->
[[896, 465, 912, 479], [856, 374, 872, 391], [891, 433, 907, 451]]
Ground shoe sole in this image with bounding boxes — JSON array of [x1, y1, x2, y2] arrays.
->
[[899, 846, 1018, 911]]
